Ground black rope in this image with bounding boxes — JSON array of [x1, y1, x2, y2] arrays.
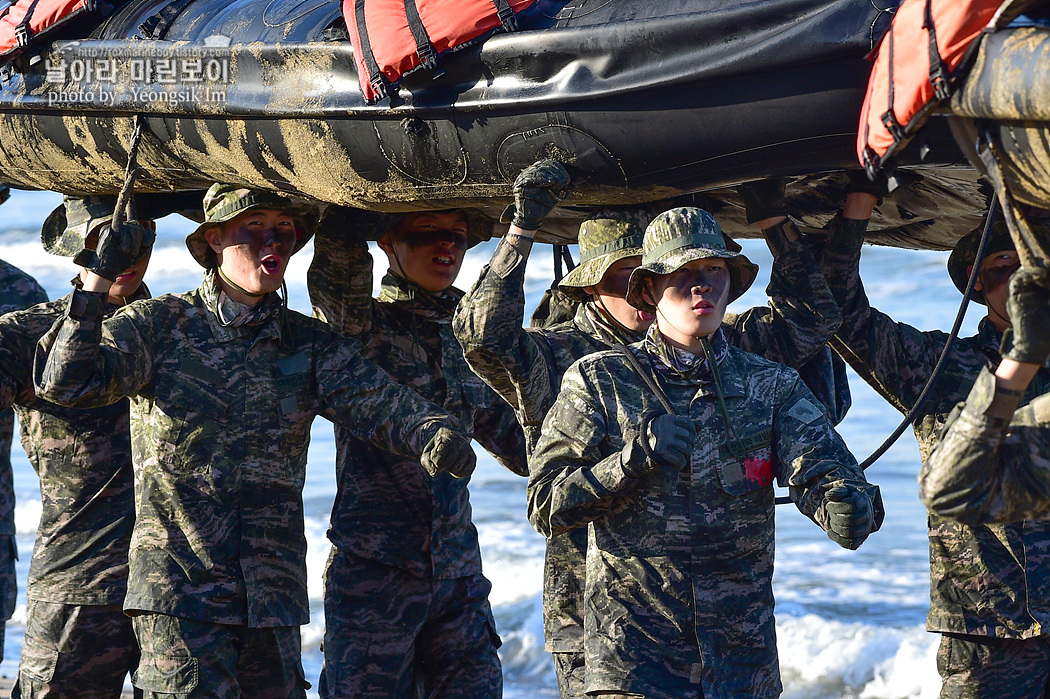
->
[[772, 194, 1001, 506]]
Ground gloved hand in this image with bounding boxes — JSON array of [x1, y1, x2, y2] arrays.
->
[[621, 413, 696, 477], [74, 221, 155, 281], [508, 159, 570, 231], [736, 177, 788, 225], [1004, 266, 1050, 365], [420, 426, 477, 479], [819, 486, 875, 550]]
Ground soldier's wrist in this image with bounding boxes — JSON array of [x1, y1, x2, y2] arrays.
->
[[620, 438, 650, 478], [66, 288, 109, 322]]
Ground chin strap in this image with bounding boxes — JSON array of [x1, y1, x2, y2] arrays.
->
[[217, 265, 266, 298], [592, 295, 637, 337]]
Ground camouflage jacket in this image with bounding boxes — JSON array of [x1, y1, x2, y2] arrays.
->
[[33, 270, 454, 627], [921, 366, 1050, 526], [308, 227, 526, 580], [0, 280, 145, 604], [822, 215, 1050, 639], [0, 259, 47, 544], [527, 329, 877, 699], [453, 230, 846, 652]]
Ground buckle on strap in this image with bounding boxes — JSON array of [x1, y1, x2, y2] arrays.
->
[[496, 4, 517, 31]]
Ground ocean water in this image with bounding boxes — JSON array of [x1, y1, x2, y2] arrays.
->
[[0, 189, 984, 698]]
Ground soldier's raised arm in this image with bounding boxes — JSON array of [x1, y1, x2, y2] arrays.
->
[[33, 221, 158, 409], [725, 178, 842, 366], [308, 206, 383, 337], [453, 159, 570, 428]]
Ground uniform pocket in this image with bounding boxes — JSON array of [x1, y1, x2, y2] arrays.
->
[[715, 436, 774, 497], [132, 653, 199, 693], [18, 636, 58, 683]]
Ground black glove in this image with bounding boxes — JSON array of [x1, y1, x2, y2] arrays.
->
[[420, 426, 477, 479], [621, 413, 696, 477], [1004, 266, 1050, 365], [74, 221, 155, 281], [736, 177, 788, 225], [820, 486, 875, 550], [508, 159, 570, 231]]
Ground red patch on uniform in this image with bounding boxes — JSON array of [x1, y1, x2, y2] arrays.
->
[[744, 454, 773, 486]]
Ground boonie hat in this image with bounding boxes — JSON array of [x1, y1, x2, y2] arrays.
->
[[558, 207, 654, 302], [946, 219, 1018, 305], [41, 195, 120, 256], [186, 184, 318, 268], [626, 207, 758, 313]]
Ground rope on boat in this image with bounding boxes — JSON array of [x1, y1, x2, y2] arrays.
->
[[772, 194, 1000, 506], [111, 114, 144, 233]]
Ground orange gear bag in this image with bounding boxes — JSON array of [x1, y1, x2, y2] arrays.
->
[[857, 0, 1003, 176], [0, 0, 107, 61], [344, 0, 535, 103]]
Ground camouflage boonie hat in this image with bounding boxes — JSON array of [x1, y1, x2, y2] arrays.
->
[[947, 219, 1017, 305], [626, 207, 758, 313], [41, 195, 120, 256], [186, 184, 318, 268], [558, 207, 652, 301]]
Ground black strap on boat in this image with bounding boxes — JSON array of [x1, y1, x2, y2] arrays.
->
[[880, 25, 906, 143], [402, 0, 437, 70], [138, 0, 196, 40], [354, 0, 388, 100], [490, 0, 517, 31], [13, 0, 42, 47], [923, 0, 951, 100], [551, 244, 576, 282]]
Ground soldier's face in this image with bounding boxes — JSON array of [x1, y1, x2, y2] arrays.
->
[[974, 248, 1020, 330], [586, 256, 653, 332], [647, 257, 730, 350], [206, 208, 298, 304], [108, 247, 152, 300], [378, 212, 468, 292]]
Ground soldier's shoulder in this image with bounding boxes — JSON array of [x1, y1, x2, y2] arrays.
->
[[0, 259, 47, 311], [726, 345, 800, 383]]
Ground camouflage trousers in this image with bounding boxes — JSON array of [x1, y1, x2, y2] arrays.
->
[[553, 651, 586, 699], [0, 535, 16, 659], [320, 550, 502, 699], [130, 613, 309, 699], [11, 601, 139, 699], [938, 633, 1050, 699]]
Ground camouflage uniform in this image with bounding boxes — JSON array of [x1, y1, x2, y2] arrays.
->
[[0, 259, 47, 659], [821, 215, 1050, 698], [528, 322, 877, 699], [0, 278, 147, 698], [33, 268, 458, 699], [307, 219, 526, 699], [921, 366, 1050, 525], [453, 211, 847, 698]]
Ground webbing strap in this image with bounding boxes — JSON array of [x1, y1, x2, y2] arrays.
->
[[923, 0, 951, 100], [354, 0, 387, 100], [402, 0, 436, 69], [490, 0, 517, 30], [880, 25, 905, 142], [611, 343, 675, 416], [14, 0, 42, 46]]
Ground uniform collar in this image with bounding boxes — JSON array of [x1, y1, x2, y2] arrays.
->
[[577, 301, 644, 347], [378, 271, 462, 321], [200, 269, 282, 342]]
